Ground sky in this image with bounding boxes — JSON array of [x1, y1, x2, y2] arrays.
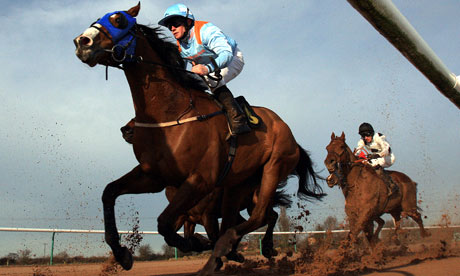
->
[[1, 0, 459, 258]]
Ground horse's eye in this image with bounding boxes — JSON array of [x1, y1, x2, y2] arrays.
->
[[113, 13, 128, 29]]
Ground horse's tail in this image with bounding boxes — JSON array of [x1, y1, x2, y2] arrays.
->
[[414, 182, 423, 212], [273, 189, 293, 208], [294, 144, 327, 201]]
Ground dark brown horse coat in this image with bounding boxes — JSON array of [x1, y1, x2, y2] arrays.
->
[[74, 4, 324, 274], [324, 132, 429, 245]]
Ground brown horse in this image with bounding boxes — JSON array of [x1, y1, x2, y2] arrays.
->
[[324, 132, 429, 246], [73, 4, 324, 274], [123, 103, 290, 263]]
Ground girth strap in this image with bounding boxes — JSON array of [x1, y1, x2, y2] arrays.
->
[[134, 111, 223, 128], [215, 135, 238, 187]]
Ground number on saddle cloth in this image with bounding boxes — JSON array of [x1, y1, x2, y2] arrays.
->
[[235, 96, 262, 128]]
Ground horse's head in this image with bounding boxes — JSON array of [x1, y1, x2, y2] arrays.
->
[[74, 3, 140, 67], [324, 132, 351, 188]]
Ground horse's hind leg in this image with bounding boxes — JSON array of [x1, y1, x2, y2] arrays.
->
[[363, 221, 375, 247], [215, 181, 279, 256], [102, 165, 163, 270], [200, 178, 281, 276], [369, 217, 385, 246], [404, 209, 430, 237], [390, 211, 402, 245]]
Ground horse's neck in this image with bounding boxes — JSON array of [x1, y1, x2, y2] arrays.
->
[[124, 37, 193, 123], [341, 144, 360, 194], [345, 145, 357, 163]]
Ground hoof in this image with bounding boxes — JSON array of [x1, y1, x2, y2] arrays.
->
[[191, 233, 212, 252], [215, 257, 224, 271], [213, 229, 239, 257], [115, 246, 133, 270], [198, 256, 220, 276], [226, 251, 245, 263], [262, 247, 278, 259]]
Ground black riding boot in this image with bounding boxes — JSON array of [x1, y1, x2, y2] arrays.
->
[[213, 85, 251, 135], [376, 167, 398, 196]]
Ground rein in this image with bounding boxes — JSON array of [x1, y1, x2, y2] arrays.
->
[[101, 25, 223, 88]]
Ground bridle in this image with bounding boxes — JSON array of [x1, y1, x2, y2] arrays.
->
[[92, 19, 223, 87], [326, 149, 349, 188], [326, 142, 370, 189]]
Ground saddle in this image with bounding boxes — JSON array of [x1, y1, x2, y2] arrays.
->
[[375, 167, 398, 196], [235, 96, 262, 129]]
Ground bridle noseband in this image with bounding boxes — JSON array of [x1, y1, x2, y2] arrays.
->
[[326, 145, 352, 188]]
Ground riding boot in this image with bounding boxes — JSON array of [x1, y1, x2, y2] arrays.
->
[[213, 85, 251, 135], [376, 167, 398, 196]]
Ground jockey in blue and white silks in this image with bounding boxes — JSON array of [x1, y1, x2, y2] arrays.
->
[[158, 3, 250, 135]]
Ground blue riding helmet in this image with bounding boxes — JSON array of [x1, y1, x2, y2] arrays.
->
[[158, 3, 195, 26]]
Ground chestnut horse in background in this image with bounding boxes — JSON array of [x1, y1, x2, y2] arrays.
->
[[74, 4, 324, 274], [324, 132, 429, 246]]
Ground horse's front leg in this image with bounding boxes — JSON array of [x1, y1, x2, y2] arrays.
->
[[261, 208, 279, 259], [157, 178, 209, 253], [102, 165, 164, 270], [372, 217, 385, 244]]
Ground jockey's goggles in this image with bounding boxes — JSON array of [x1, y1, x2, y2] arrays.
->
[[167, 19, 186, 30]]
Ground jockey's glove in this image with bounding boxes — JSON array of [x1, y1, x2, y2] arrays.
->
[[367, 153, 380, 160]]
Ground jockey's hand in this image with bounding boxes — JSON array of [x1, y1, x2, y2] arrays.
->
[[191, 64, 209, 76], [367, 153, 380, 160]]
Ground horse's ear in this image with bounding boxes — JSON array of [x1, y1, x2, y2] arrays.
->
[[331, 132, 336, 139], [340, 131, 345, 140], [127, 2, 140, 17]]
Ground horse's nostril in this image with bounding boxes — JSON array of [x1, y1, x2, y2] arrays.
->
[[78, 36, 92, 46]]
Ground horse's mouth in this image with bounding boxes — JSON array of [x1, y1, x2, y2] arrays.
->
[[75, 47, 106, 67], [326, 174, 339, 187]]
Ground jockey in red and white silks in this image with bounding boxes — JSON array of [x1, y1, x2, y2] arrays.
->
[[356, 123, 395, 168]]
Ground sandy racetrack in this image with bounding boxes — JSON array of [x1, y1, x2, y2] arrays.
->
[[1, 238, 459, 276], [0, 255, 459, 276]]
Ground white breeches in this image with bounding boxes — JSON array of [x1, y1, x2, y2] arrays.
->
[[205, 47, 244, 91], [370, 153, 396, 168]]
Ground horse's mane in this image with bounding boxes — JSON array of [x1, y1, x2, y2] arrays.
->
[[137, 24, 209, 92]]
